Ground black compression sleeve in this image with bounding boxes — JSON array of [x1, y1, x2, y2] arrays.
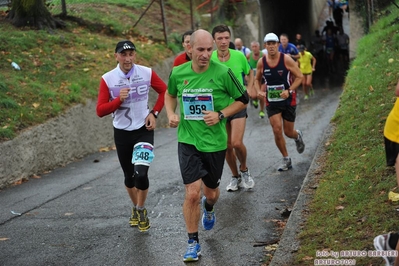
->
[[234, 90, 249, 105]]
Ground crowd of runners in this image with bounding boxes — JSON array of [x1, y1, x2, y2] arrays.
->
[[95, 0, 397, 263]]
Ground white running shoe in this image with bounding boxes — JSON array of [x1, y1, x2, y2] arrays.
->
[[239, 169, 254, 189], [278, 157, 292, 171], [226, 176, 241, 192]]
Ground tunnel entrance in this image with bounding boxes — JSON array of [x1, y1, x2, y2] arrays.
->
[[259, 0, 313, 44]]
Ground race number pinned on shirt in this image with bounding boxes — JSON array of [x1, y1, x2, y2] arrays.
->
[[267, 84, 285, 102], [182, 94, 214, 120], [131, 142, 154, 166]]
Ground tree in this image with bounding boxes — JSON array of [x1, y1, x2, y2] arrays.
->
[[7, 0, 65, 29]]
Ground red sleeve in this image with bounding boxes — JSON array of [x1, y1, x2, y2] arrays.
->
[[96, 78, 122, 117], [150, 71, 166, 113], [173, 56, 181, 67], [173, 53, 189, 67]]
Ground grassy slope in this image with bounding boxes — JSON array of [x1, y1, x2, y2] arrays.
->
[[0, 0, 191, 141], [294, 5, 399, 265]]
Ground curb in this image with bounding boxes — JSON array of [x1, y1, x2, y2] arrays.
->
[[269, 124, 336, 266]]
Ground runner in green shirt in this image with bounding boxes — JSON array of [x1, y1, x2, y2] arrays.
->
[[247, 40, 266, 118], [211, 24, 255, 192], [165, 29, 248, 262]]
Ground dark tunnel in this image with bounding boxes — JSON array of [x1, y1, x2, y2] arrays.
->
[[259, 0, 314, 44]]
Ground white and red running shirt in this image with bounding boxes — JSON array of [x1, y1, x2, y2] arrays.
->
[[96, 64, 166, 131]]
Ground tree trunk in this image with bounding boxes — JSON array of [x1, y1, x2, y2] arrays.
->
[[7, 0, 65, 29]]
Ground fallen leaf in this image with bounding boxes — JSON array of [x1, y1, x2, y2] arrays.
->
[[275, 220, 286, 229], [0, 238, 10, 241], [99, 147, 111, 152], [264, 243, 279, 251], [389, 191, 399, 202], [13, 177, 28, 185], [31, 174, 41, 179], [32, 103, 40, 108], [335, 205, 345, 210], [64, 213, 74, 216], [369, 85, 374, 92]]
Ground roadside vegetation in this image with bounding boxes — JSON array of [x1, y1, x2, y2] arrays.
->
[[294, 4, 399, 265], [0, 0, 192, 141]]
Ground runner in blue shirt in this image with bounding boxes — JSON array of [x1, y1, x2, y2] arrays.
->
[[278, 33, 299, 61]]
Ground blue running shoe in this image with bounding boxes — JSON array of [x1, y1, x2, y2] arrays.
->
[[201, 196, 215, 230], [183, 239, 201, 262]]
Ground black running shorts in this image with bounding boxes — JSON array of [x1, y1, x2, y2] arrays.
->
[[385, 137, 399, 167], [114, 126, 154, 183], [227, 107, 248, 122], [266, 105, 296, 122], [178, 142, 226, 189]]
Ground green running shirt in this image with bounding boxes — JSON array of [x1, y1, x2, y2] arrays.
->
[[168, 60, 246, 152], [211, 48, 251, 86]]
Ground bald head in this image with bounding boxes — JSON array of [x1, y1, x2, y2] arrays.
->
[[234, 38, 244, 50], [190, 29, 213, 47], [190, 29, 214, 73]]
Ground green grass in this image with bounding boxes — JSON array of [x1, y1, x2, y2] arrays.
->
[[0, 0, 191, 141], [294, 3, 399, 265]]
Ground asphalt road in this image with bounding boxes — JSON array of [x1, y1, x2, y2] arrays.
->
[[0, 72, 344, 266]]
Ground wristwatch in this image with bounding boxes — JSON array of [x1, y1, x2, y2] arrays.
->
[[150, 110, 158, 118], [218, 111, 225, 120]]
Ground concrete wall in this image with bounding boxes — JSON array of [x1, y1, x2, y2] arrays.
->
[[228, 0, 328, 49], [0, 57, 174, 189]]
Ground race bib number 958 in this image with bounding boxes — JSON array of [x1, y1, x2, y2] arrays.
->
[[182, 93, 214, 120]]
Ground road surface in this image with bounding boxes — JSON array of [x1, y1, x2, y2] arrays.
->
[[0, 72, 344, 266]]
